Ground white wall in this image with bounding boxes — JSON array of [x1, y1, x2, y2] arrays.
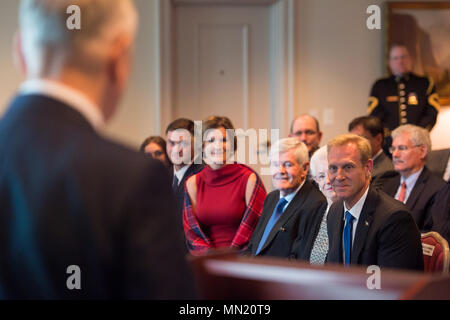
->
[[0, 0, 448, 150], [0, 0, 158, 150], [0, 1, 23, 116], [295, 0, 385, 146], [294, 0, 449, 149]]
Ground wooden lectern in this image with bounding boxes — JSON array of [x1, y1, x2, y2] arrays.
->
[[188, 251, 450, 300]]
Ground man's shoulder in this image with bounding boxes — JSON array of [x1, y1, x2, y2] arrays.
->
[[409, 72, 431, 83], [368, 188, 411, 224], [301, 181, 327, 203], [372, 76, 395, 88], [419, 166, 447, 192]]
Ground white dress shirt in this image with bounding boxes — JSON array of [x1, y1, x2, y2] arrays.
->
[[279, 180, 306, 212], [174, 163, 192, 186], [342, 185, 370, 260], [19, 79, 105, 131]]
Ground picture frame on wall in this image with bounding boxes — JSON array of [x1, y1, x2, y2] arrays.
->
[[387, 1, 450, 106]]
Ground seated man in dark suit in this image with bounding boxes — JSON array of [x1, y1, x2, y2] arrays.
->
[[0, 0, 194, 299], [382, 124, 446, 232], [327, 134, 423, 271], [245, 138, 326, 258], [348, 116, 394, 189], [165, 118, 204, 251]]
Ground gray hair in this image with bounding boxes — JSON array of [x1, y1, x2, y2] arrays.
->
[[391, 124, 432, 152], [310, 145, 328, 178], [270, 138, 309, 165], [19, 0, 138, 75]]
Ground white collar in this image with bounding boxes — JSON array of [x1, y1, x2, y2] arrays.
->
[[281, 179, 306, 203], [343, 185, 370, 222], [372, 149, 383, 161], [174, 163, 192, 184], [400, 166, 424, 189], [19, 79, 105, 131]]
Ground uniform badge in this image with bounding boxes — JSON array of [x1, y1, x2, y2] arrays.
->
[[408, 93, 418, 105], [387, 96, 399, 102]]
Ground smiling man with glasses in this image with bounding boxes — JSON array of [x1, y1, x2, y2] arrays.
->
[[289, 114, 323, 158], [383, 124, 446, 232]]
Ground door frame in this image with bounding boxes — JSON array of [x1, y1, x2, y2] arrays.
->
[[151, 0, 295, 137]]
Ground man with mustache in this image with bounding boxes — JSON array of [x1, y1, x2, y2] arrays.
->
[[326, 134, 423, 270], [245, 138, 326, 258], [382, 125, 446, 232]]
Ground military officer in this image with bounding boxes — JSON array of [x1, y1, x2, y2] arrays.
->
[[368, 44, 440, 139]]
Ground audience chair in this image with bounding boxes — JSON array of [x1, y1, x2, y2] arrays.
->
[[421, 232, 450, 274]]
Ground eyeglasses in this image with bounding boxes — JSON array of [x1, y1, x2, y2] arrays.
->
[[389, 145, 420, 153], [293, 130, 317, 136]]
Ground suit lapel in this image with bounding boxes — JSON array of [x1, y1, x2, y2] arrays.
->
[[259, 183, 311, 253], [384, 175, 401, 197], [405, 167, 428, 212], [351, 188, 376, 264]]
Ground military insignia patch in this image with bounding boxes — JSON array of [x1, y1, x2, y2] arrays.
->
[[408, 93, 418, 105]]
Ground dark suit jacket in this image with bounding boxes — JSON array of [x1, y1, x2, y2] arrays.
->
[[382, 166, 446, 231], [327, 187, 424, 271], [370, 151, 395, 190], [426, 149, 450, 179], [171, 162, 204, 252], [245, 181, 327, 258], [0, 94, 195, 299], [430, 182, 450, 242]]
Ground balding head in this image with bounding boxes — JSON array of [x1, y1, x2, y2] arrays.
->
[[16, 0, 138, 122], [289, 114, 322, 156], [18, 0, 138, 76]]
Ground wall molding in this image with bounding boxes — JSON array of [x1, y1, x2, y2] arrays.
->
[[155, 0, 295, 134]]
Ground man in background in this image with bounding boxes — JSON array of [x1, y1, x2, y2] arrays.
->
[[382, 125, 446, 232], [349, 116, 394, 188], [289, 114, 323, 158], [166, 118, 204, 251], [368, 44, 440, 154], [0, 0, 194, 299]]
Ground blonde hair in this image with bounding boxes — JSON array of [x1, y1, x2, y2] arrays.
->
[[19, 0, 138, 75], [327, 134, 372, 164]]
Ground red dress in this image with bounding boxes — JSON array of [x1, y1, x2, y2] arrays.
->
[[183, 163, 267, 255], [195, 164, 253, 248]]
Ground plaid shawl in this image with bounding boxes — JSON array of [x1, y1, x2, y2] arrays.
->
[[182, 164, 267, 256]]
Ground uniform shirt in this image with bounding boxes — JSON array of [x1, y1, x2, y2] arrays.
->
[[368, 72, 440, 134]]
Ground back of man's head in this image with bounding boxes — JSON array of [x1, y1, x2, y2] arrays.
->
[[348, 116, 383, 139], [18, 0, 138, 77]]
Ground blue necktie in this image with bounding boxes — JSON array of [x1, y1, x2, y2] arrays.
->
[[344, 211, 355, 266], [256, 198, 288, 254]]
